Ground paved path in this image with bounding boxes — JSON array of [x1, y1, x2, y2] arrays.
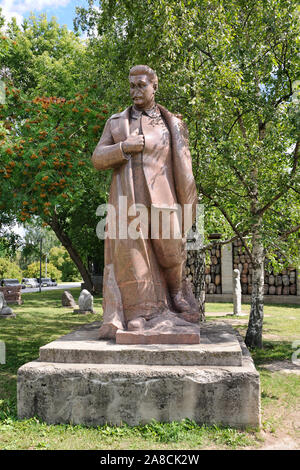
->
[[260, 359, 300, 375], [22, 282, 81, 294]]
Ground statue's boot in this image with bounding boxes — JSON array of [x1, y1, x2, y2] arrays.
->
[[127, 317, 147, 332], [98, 322, 119, 339], [170, 290, 190, 313]]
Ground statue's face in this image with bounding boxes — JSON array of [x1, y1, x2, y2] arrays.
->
[[129, 74, 156, 109]]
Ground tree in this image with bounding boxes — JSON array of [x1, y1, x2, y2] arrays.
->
[[76, 0, 300, 347], [24, 261, 61, 282], [0, 79, 109, 290], [49, 246, 81, 281], [0, 257, 22, 281], [0, 12, 88, 98], [0, 229, 21, 258], [19, 219, 59, 270], [0, 14, 112, 291]]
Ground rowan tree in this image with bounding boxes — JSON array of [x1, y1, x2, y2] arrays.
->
[[0, 73, 110, 289]]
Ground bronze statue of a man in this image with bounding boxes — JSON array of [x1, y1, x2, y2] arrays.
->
[[92, 65, 198, 339]]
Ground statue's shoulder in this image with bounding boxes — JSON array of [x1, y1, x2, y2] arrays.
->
[[157, 104, 189, 142], [109, 112, 121, 120], [109, 107, 131, 121], [157, 104, 183, 124]]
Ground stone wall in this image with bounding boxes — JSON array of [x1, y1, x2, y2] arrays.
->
[[233, 239, 297, 296], [186, 239, 298, 297]]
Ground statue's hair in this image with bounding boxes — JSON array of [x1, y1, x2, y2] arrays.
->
[[129, 65, 158, 87]]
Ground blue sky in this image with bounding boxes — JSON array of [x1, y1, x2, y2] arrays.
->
[[0, 0, 91, 30]]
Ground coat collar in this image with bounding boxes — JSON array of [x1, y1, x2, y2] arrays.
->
[[131, 105, 161, 119], [109, 104, 180, 143]]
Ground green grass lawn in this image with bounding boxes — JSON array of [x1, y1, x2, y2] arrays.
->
[[0, 289, 299, 450]]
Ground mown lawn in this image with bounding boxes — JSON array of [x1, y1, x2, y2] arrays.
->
[[0, 289, 299, 450]]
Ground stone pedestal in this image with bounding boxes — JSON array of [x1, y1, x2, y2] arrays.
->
[[0, 291, 16, 318], [17, 322, 261, 428], [0, 311, 16, 318]]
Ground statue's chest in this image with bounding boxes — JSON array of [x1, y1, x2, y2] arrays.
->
[[141, 115, 171, 155]]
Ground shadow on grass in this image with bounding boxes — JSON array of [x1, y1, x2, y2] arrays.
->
[[250, 341, 294, 366]]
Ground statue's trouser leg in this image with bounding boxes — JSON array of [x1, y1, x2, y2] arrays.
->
[[114, 233, 169, 324], [151, 237, 185, 294]]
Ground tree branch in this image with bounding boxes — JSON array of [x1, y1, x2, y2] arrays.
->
[[279, 224, 300, 240], [196, 46, 217, 66], [197, 183, 253, 261], [272, 40, 294, 108], [200, 232, 250, 252], [256, 139, 299, 216]]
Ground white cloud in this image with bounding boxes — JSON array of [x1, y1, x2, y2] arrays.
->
[[0, 0, 23, 25], [0, 0, 71, 26]]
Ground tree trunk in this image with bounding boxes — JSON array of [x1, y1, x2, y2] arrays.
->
[[245, 231, 264, 348], [49, 215, 93, 293], [193, 249, 206, 322]]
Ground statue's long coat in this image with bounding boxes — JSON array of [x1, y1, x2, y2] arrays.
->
[[92, 104, 197, 330]]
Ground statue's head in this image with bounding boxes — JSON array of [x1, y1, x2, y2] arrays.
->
[[129, 65, 158, 110], [233, 269, 240, 278]]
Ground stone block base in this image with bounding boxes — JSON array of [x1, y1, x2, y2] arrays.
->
[[0, 312, 16, 318], [73, 309, 95, 315], [116, 329, 200, 345], [17, 323, 260, 428]]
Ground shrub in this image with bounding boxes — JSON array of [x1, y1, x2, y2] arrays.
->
[[0, 257, 23, 281], [49, 246, 81, 282], [24, 261, 62, 282]]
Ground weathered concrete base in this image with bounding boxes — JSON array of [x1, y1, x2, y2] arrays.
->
[[38, 322, 242, 366], [17, 322, 261, 428]]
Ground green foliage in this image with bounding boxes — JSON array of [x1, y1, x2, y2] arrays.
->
[[75, 0, 300, 268], [0, 232, 21, 258], [0, 257, 22, 281], [0, 14, 109, 283], [19, 220, 60, 270], [24, 261, 61, 281], [0, 14, 87, 98], [49, 246, 81, 281], [0, 82, 109, 222]]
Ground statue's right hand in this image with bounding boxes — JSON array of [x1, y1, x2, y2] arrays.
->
[[122, 129, 144, 154]]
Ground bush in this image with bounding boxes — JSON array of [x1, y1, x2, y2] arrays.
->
[[0, 257, 23, 281], [49, 246, 81, 282], [24, 261, 62, 282]]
